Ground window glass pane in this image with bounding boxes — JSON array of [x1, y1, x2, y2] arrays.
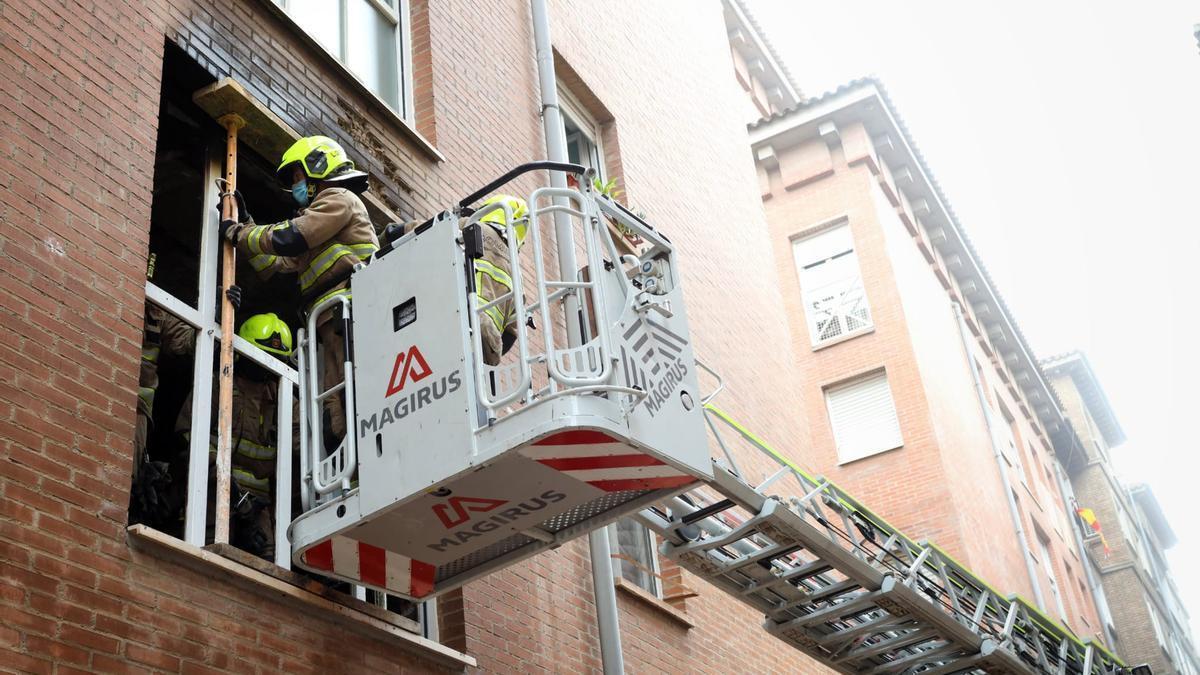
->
[[347, 0, 399, 107], [289, 0, 342, 56], [609, 519, 657, 595]]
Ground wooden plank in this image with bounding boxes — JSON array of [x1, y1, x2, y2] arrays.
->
[[193, 78, 300, 169]]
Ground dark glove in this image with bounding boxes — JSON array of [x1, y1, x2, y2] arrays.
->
[[215, 190, 251, 223], [225, 284, 242, 310]]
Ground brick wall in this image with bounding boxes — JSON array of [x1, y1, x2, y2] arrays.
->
[[0, 0, 828, 672], [1053, 372, 1179, 671], [755, 113, 1104, 642]]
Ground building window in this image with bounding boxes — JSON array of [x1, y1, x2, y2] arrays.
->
[[792, 223, 872, 346], [1147, 598, 1169, 652], [608, 519, 661, 597], [1037, 532, 1068, 621], [994, 400, 1029, 485], [825, 371, 903, 464], [132, 43, 428, 633], [274, 0, 412, 118], [556, 84, 606, 180]]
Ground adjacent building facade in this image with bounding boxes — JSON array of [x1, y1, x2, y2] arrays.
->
[[1046, 353, 1200, 674], [746, 79, 1109, 644]]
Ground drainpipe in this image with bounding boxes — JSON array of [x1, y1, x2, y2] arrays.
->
[[952, 302, 1045, 609], [1052, 462, 1118, 647], [530, 2, 624, 674]]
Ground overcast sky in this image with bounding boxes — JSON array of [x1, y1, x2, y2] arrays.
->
[[750, 0, 1200, 642]]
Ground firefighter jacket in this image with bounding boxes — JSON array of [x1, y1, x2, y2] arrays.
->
[[175, 375, 282, 501], [232, 188, 379, 314], [138, 306, 196, 426], [472, 224, 518, 365]]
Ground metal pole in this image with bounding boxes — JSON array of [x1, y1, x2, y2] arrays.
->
[[952, 302, 1045, 609], [530, 1, 622, 672]]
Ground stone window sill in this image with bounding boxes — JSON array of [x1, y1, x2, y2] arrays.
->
[[127, 525, 476, 670], [613, 576, 694, 629]]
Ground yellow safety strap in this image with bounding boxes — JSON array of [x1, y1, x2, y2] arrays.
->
[[138, 386, 155, 409], [142, 346, 160, 363]]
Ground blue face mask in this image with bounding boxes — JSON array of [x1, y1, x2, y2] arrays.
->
[[291, 180, 310, 207]]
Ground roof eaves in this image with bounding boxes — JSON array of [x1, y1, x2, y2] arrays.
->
[[1130, 484, 1178, 549], [1040, 351, 1127, 448], [726, 0, 803, 103]]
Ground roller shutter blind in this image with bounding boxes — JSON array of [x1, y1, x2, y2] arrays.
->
[[825, 372, 903, 463]]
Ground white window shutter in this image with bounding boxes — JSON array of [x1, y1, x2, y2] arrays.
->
[[793, 224, 873, 345], [825, 373, 903, 463]]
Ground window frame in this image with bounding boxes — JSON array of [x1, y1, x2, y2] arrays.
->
[[824, 370, 903, 464], [140, 130, 434, 636], [556, 83, 606, 180], [607, 519, 663, 598], [792, 222, 874, 347], [272, 0, 415, 121]]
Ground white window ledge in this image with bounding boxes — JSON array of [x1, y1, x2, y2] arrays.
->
[[812, 326, 875, 351], [127, 525, 476, 670]]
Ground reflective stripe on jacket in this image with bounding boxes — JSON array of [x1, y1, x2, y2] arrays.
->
[[234, 188, 379, 308]]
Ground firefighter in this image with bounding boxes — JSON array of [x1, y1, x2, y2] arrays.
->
[[471, 194, 529, 366], [174, 312, 293, 559], [218, 136, 377, 442]]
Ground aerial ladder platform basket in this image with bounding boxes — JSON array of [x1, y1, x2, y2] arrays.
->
[[288, 162, 1137, 675], [290, 163, 710, 601]]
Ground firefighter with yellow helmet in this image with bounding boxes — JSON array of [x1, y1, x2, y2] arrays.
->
[[174, 313, 294, 559], [472, 194, 529, 365], [218, 135, 378, 441]]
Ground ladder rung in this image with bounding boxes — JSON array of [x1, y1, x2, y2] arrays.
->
[[743, 559, 832, 598]]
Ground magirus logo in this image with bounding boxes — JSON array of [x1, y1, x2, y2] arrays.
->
[[619, 318, 690, 417], [432, 496, 508, 528], [385, 345, 432, 396], [426, 490, 568, 553], [358, 345, 462, 437]]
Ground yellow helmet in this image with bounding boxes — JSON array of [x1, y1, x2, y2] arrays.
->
[[478, 194, 529, 245], [238, 313, 293, 357], [277, 135, 367, 189]]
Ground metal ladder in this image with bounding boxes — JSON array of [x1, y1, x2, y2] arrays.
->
[[636, 403, 1130, 675]]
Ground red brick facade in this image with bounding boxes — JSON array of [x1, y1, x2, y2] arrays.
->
[[0, 0, 834, 672], [750, 89, 1106, 645]]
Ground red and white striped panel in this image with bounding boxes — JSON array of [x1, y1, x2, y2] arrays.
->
[[300, 536, 435, 598], [525, 430, 696, 492]]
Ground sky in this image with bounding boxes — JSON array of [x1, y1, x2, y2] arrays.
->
[[750, 0, 1200, 643]]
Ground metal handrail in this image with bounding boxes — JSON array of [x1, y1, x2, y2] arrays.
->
[[304, 293, 357, 495], [465, 204, 533, 410], [527, 185, 613, 388]]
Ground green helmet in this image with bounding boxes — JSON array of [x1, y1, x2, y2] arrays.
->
[[238, 313, 293, 357], [478, 194, 529, 245], [276, 136, 366, 186]]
